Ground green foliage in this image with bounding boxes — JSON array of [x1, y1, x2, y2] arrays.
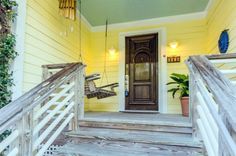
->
[[0, 0, 17, 8], [0, 0, 17, 20], [167, 73, 189, 98], [0, 0, 17, 109], [0, 129, 10, 155], [0, 0, 17, 153], [0, 34, 17, 108], [0, 130, 11, 141]]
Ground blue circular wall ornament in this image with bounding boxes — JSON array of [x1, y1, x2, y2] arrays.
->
[[218, 29, 229, 53]]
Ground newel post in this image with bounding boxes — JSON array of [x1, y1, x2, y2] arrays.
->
[[78, 65, 85, 119], [42, 65, 49, 81], [19, 112, 33, 156], [189, 65, 201, 141], [72, 65, 85, 132]]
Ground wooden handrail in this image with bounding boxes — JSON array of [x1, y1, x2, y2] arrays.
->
[[187, 54, 236, 156], [0, 62, 85, 155], [187, 56, 236, 130], [0, 63, 84, 131], [206, 53, 236, 60], [42, 63, 77, 69]]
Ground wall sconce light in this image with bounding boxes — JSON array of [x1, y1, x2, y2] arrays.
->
[[169, 41, 179, 49], [167, 41, 181, 63], [109, 46, 116, 55]]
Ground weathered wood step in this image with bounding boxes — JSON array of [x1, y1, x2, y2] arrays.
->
[[55, 138, 204, 156], [82, 113, 191, 127], [79, 119, 192, 135], [66, 127, 201, 148], [55, 113, 204, 156]]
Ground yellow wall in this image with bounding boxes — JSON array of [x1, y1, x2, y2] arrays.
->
[[206, 0, 236, 53], [23, 0, 235, 114], [85, 19, 207, 113], [23, 0, 91, 92], [85, 0, 236, 114]]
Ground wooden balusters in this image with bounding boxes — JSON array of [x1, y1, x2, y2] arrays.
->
[[41, 63, 85, 132], [0, 63, 85, 156], [187, 54, 236, 156]]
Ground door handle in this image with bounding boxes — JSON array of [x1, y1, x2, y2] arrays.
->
[[125, 75, 129, 97]]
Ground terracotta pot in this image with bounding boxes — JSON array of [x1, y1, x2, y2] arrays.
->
[[180, 97, 189, 117]]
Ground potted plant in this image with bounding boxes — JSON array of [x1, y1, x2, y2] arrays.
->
[[167, 73, 189, 116]]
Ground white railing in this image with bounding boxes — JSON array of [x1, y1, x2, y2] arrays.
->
[[209, 54, 236, 85], [187, 54, 236, 156], [0, 63, 85, 156]]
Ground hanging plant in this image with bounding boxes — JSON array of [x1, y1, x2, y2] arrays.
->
[[0, 0, 17, 152]]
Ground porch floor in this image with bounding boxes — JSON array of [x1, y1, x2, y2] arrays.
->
[[83, 112, 191, 127]]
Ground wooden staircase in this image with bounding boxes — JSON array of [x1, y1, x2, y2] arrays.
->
[[1, 54, 236, 156], [55, 113, 205, 156]]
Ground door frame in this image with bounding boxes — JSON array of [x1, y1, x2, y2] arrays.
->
[[118, 28, 167, 113]]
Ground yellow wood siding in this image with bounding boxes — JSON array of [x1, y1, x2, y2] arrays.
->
[[207, 0, 236, 53], [24, 0, 234, 114], [23, 0, 91, 92], [85, 19, 207, 113]]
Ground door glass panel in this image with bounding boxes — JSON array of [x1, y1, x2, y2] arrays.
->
[[135, 63, 150, 80], [134, 52, 150, 81]]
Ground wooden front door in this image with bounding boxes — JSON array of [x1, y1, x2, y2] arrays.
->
[[125, 34, 158, 111]]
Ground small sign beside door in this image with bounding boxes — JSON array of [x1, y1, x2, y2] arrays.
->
[[167, 56, 181, 63]]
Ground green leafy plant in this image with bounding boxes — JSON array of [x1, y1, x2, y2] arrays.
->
[[0, 0, 17, 155], [0, 0, 17, 108], [0, 34, 17, 107], [167, 73, 189, 98]]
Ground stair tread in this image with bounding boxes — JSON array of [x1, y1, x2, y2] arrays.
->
[[55, 138, 204, 156], [55, 112, 204, 156], [79, 118, 192, 127], [79, 119, 193, 134], [66, 127, 202, 148], [82, 112, 192, 127]]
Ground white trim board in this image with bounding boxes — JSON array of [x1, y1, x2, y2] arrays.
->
[[92, 12, 207, 32], [118, 28, 167, 113], [12, 0, 27, 100], [76, 10, 93, 31], [205, 0, 214, 14]]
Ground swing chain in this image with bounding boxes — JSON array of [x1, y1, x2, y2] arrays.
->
[[78, 0, 83, 62], [101, 19, 109, 85]]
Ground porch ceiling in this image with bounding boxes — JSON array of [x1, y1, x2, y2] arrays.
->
[[81, 0, 209, 26]]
